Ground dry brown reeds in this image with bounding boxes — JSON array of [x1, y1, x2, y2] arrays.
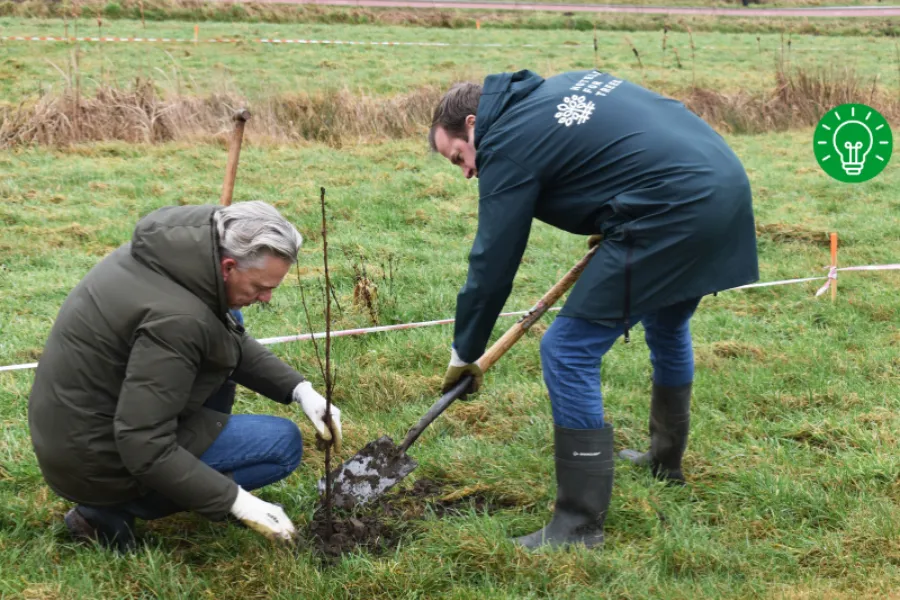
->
[[683, 65, 898, 134], [0, 78, 441, 147], [2, 63, 897, 146]]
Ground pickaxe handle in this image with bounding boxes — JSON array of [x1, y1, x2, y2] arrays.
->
[[220, 108, 251, 206]]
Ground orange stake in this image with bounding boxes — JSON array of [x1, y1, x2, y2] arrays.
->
[[830, 232, 838, 302]]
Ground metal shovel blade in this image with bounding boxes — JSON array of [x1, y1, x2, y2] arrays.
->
[[317, 377, 475, 509], [317, 435, 419, 509]]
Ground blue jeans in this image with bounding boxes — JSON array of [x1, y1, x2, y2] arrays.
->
[[541, 297, 701, 430], [121, 414, 303, 520]]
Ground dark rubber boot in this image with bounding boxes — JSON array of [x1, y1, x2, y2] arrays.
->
[[64, 505, 136, 553], [619, 383, 692, 484], [514, 425, 614, 549]]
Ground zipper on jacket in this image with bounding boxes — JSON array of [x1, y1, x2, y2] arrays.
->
[[622, 233, 634, 344]]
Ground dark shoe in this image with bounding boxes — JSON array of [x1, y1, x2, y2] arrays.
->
[[514, 425, 614, 549], [619, 383, 692, 484], [64, 505, 136, 553]]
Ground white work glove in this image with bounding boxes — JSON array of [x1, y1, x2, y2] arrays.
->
[[441, 347, 484, 398], [229, 487, 296, 543], [292, 381, 343, 453]]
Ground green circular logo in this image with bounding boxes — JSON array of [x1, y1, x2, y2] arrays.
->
[[814, 103, 893, 183]]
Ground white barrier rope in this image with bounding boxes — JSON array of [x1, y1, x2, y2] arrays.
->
[[0, 35, 536, 47], [1, 263, 896, 374]]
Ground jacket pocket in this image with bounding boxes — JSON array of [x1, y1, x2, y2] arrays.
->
[[177, 408, 230, 457]]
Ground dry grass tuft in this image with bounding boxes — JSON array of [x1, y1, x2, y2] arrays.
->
[[711, 341, 766, 360], [756, 223, 831, 246]]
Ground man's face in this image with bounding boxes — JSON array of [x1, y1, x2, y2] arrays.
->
[[221, 254, 291, 309], [434, 115, 478, 179]]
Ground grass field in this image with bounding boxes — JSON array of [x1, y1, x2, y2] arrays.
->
[[1, 18, 896, 102], [2, 6, 900, 600]]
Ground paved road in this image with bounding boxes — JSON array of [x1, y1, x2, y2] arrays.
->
[[212, 0, 900, 17]]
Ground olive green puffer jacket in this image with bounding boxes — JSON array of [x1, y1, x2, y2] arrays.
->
[[28, 205, 305, 520]]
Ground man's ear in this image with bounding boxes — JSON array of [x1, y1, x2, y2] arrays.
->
[[465, 114, 476, 129], [221, 257, 237, 280]]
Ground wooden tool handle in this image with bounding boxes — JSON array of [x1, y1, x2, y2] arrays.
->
[[476, 244, 598, 372], [398, 245, 599, 453], [220, 108, 251, 207]]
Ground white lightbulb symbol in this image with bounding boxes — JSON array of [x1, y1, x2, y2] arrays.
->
[[832, 120, 873, 176]]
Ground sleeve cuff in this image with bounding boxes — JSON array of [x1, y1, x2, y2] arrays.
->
[[450, 346, 471, 367]]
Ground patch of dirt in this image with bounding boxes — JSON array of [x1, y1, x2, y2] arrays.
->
[[13, 347, 42, 362], [711, 341, 765, 360], [782, 426, 845, 452], [307, 478, 514, 561], [756, 223, 831, 246]]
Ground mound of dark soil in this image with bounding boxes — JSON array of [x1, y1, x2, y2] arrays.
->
[[307, 478, 515, 560]]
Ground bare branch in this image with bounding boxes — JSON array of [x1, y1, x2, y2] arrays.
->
[[296, 272, 326, 382], [321, 186, 335, 530]]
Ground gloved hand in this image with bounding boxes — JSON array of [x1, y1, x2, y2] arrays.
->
[[292, 381, 343, 453], [441, 347, 484, 397], [588, 234, 604, 249], [229, 487, 296, 542]]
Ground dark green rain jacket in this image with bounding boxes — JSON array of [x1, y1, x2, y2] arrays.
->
[[453, 70, 759, 362], [28, 205, 305, 520]]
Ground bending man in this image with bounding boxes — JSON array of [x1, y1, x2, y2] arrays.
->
[[432, 70, 758, 549]]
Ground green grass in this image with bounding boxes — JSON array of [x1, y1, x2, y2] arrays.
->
[[1, 18, 897, 104], [1, 126, 899, 598]]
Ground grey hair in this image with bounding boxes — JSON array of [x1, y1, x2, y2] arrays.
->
[[214, 201, 303, 270]]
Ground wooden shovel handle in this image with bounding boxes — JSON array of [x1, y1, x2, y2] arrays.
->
[[220, 108, 251, 207], [476, 244, 599, 372], [398, 245, 599, 453]]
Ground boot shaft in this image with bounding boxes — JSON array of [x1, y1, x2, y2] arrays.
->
[[648, 383, 692, 473], [554, 425, 614, 517], [514, 425, 615, 549]]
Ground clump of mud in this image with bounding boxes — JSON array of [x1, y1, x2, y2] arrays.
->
[[308, 512, 396, 557], [307, 478, 514, 560]]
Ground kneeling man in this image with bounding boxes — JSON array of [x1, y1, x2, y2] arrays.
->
[[28, 201, 341, 550]]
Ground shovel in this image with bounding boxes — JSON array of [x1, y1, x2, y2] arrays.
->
[[319, 245, 600, 509]]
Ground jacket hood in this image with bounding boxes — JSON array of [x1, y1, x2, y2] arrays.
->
[[474, 70, 545, 149], [130, 205, 228, 318]]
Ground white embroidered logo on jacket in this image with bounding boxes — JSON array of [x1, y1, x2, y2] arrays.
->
[[555, 95, 595, 126]]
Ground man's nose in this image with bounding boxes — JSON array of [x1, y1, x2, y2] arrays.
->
[[464, 166, 474, 179], [258, 290, 273, 304]]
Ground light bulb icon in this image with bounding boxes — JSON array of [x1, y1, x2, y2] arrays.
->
[[814, 103, 893, 183], [832, 120, 872, 176]]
